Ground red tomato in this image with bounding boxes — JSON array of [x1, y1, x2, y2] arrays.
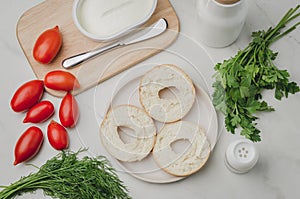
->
[[47, 120, 69, 150], [23, 101, 55, 123], [59, 93, 79, 128], [33, 26, 62, 64], [10, 80, 44, 112], [44, 70, 80, 91], [14, 126, 44, 165]]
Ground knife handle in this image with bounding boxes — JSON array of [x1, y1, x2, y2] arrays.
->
[[62, 42, 121, 69]]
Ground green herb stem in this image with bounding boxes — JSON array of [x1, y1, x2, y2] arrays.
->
[[271, 21, 300, 44]]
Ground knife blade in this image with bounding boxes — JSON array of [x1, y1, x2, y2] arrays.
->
[[62, 18, 168, 69]]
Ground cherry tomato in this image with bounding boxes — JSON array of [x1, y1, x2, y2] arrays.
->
[[10, 80, 44, 112], [59, 93, 79, 128], [23, 101, 55, 123], [33, 26, 62, 64], [47, 120, 69, 150], [14, 126, 44, 165], [44, 70, 80, 91]]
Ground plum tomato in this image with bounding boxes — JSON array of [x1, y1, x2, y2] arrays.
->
[[47, 120, 69, 150], [33, 26, 62, 64], [44, 70, 80, 91], [23, 100, 55, 123], [59, 93, 79, 128], [14, 126, 44, 165], [10, 80, 44, 112]]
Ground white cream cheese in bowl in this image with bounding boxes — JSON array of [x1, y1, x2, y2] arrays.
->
[[73, 0, 157, 41]]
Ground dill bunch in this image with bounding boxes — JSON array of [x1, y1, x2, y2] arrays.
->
[[0, 149, 131, 199]]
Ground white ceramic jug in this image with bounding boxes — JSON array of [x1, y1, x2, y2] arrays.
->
[[196, 0, 248, 47]]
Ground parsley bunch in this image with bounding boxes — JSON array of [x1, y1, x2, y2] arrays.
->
[[212, 5, 300, 142]]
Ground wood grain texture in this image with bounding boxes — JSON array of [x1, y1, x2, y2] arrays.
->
[[16, 0, 180, 97]]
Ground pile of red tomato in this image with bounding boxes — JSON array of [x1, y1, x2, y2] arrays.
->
[[11, 71, 80, 165], [11, 26, 81, 165]]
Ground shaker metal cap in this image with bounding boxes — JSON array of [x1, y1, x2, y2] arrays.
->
[[225, 139, 259, 174]]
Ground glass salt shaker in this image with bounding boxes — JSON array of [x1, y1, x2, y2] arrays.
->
[[196, 0, 248, 47], [225, 139, 259, 174]]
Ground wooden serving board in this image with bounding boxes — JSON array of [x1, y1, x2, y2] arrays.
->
[[17, 0, 180, 97]]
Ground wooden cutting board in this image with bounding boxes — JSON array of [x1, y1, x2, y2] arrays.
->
[[16, 0, 180, 97]]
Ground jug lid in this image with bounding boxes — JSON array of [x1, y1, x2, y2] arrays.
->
[[215, 0, 240, 4]]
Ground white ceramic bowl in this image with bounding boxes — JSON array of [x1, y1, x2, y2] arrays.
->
[[72, 0, 157, 42]]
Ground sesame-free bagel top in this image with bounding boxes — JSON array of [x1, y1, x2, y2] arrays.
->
[[100, 105, 156, 162], [139, 64, 195, 123], [153, 121, 210, 176]]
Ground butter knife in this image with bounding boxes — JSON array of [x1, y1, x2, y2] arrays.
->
[[62, 18, 168, 69]]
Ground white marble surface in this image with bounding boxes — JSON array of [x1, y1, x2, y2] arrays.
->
[[1, 0, 300, 198]]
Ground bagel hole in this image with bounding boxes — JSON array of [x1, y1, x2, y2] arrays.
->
[[117, 126, 136, 144], [170, 139, 191, 154], [158, 86, 180, 99]]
